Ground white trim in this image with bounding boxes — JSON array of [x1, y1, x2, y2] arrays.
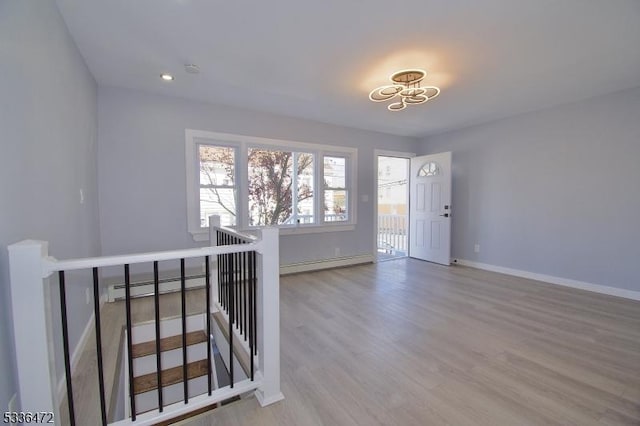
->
[[279, 224, 355, 235], [109, 378, 261, 426], [280, 254, 374, 275], [186, 129, 358, 241], [187, 128, 357, 154], [374, 149, 417, 158], [8, 241, 59, 419], [44, 242, 260, 275], [373, 150, 414, 263], [57, 293, 108, 404], [192, 223, 356, 241], [254, 227, 283, 404], [454, 259, 640, 301], [255, 389, 285, 407]]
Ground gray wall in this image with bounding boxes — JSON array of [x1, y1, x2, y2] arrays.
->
[[420, 87, 640, 292], [97, 87, 418, 263], [0, 0, 100, 411]]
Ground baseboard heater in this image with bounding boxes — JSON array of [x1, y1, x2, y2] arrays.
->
[[108, 274, 206, 302], [280, 254, 374, 275]]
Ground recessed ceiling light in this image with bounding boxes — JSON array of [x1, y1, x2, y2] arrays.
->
[[160, 73, 174, 81], [184, 64, 200, 74]]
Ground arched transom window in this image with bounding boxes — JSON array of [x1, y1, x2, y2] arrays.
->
[[418, 161, 440, 177]]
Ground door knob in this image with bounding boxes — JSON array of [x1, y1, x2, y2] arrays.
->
[[439, 213, 449, 218]]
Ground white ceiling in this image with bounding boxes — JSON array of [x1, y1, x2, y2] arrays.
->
[[56, 0, 640, 138]]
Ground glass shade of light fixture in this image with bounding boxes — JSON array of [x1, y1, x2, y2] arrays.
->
[[369, 69, 440, 111]]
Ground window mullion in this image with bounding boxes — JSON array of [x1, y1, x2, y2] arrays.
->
[[236, 143, 248, 230], [319, 151, 325, 224], [292, 152, 298, 225]]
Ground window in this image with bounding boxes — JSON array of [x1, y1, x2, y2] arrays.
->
[[247, 149, 315, 226], [418, 161, 440, 177], [199, 145, 236, 227], [323, 156, 348, 222], [186, 130, 357, 240]]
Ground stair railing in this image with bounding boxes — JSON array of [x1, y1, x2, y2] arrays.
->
[[8, 217, 283, 426]]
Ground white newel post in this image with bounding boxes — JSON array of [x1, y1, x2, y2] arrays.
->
[[208, 215, 221, 306], [8, 240, 59, 418], [255, 227, 285, 406]]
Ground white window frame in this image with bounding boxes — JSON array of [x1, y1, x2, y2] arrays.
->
[[322, 154, 350, 223], [197, 143, 239, 228], [186, 129, 357, 241]]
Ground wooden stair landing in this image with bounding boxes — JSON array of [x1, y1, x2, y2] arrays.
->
[[131, 330, 207, 358], [133, 359, 210, 395]]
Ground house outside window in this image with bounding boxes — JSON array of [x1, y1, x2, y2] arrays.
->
[[199, 145, 236, 227], [323, 156, 348, 222], [186, 130, 357, 240]]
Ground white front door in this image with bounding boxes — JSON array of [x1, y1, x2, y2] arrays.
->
[[409, 152, 452, 265]]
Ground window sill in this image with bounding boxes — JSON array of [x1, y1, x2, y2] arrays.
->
[[190, 223, 355, 242]]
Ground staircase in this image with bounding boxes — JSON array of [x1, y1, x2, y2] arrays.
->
[[8, 218, 283, 426], [122, 314, 217, 418], [119, 311, 253, 421]]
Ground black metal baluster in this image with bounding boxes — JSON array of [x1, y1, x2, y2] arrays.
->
[[205, 255, 212, 396], [227, 249, 234, 388], [252, 251, 257, 355], [227, 234, 230, 313], [234, 237, 239, 327], [236, 238, 241, 335], [153, 261, 163, 411], [225, 234, 229, 311], [124, 264, 136, 420], [180, 258, 188, 403], [222, 234, 227, 310], [243, 250, 247, 341], [232, 236, 236, 323], [248, 252, 254, 380], [59, 271, 76, 426], [93, 268, 107, 425], [217, 231, 221, 307], [248, 251, 253, 356]]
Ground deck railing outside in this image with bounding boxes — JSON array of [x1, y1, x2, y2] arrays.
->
[[377, 214, 408, 256]]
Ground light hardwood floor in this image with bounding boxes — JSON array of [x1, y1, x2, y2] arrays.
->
[[67, 259, 640, 425], [186, 259, 640, 426]]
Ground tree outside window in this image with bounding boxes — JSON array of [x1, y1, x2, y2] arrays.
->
[[247, 149, 314, 226], [199, 145, 236, 227], [188, 131, 357, 238], [199, 144, 314, 227]]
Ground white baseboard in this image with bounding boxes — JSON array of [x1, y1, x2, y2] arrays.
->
[[454, 259, 640, 301], [57, 293, 108, 404], [280, 254, 374, 275], [255, 389, 285, 407]]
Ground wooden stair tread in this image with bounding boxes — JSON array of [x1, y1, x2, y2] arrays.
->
[[132, 330, 207, 358], [133, 359, 209, 395]]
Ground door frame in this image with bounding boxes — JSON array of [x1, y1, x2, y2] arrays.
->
[[373, 149, 415, 262], [409, 151, 452, 265]]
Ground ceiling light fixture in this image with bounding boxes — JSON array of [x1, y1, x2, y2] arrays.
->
[[160, 73, 174, 81], [369, 69, 440, 111]]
